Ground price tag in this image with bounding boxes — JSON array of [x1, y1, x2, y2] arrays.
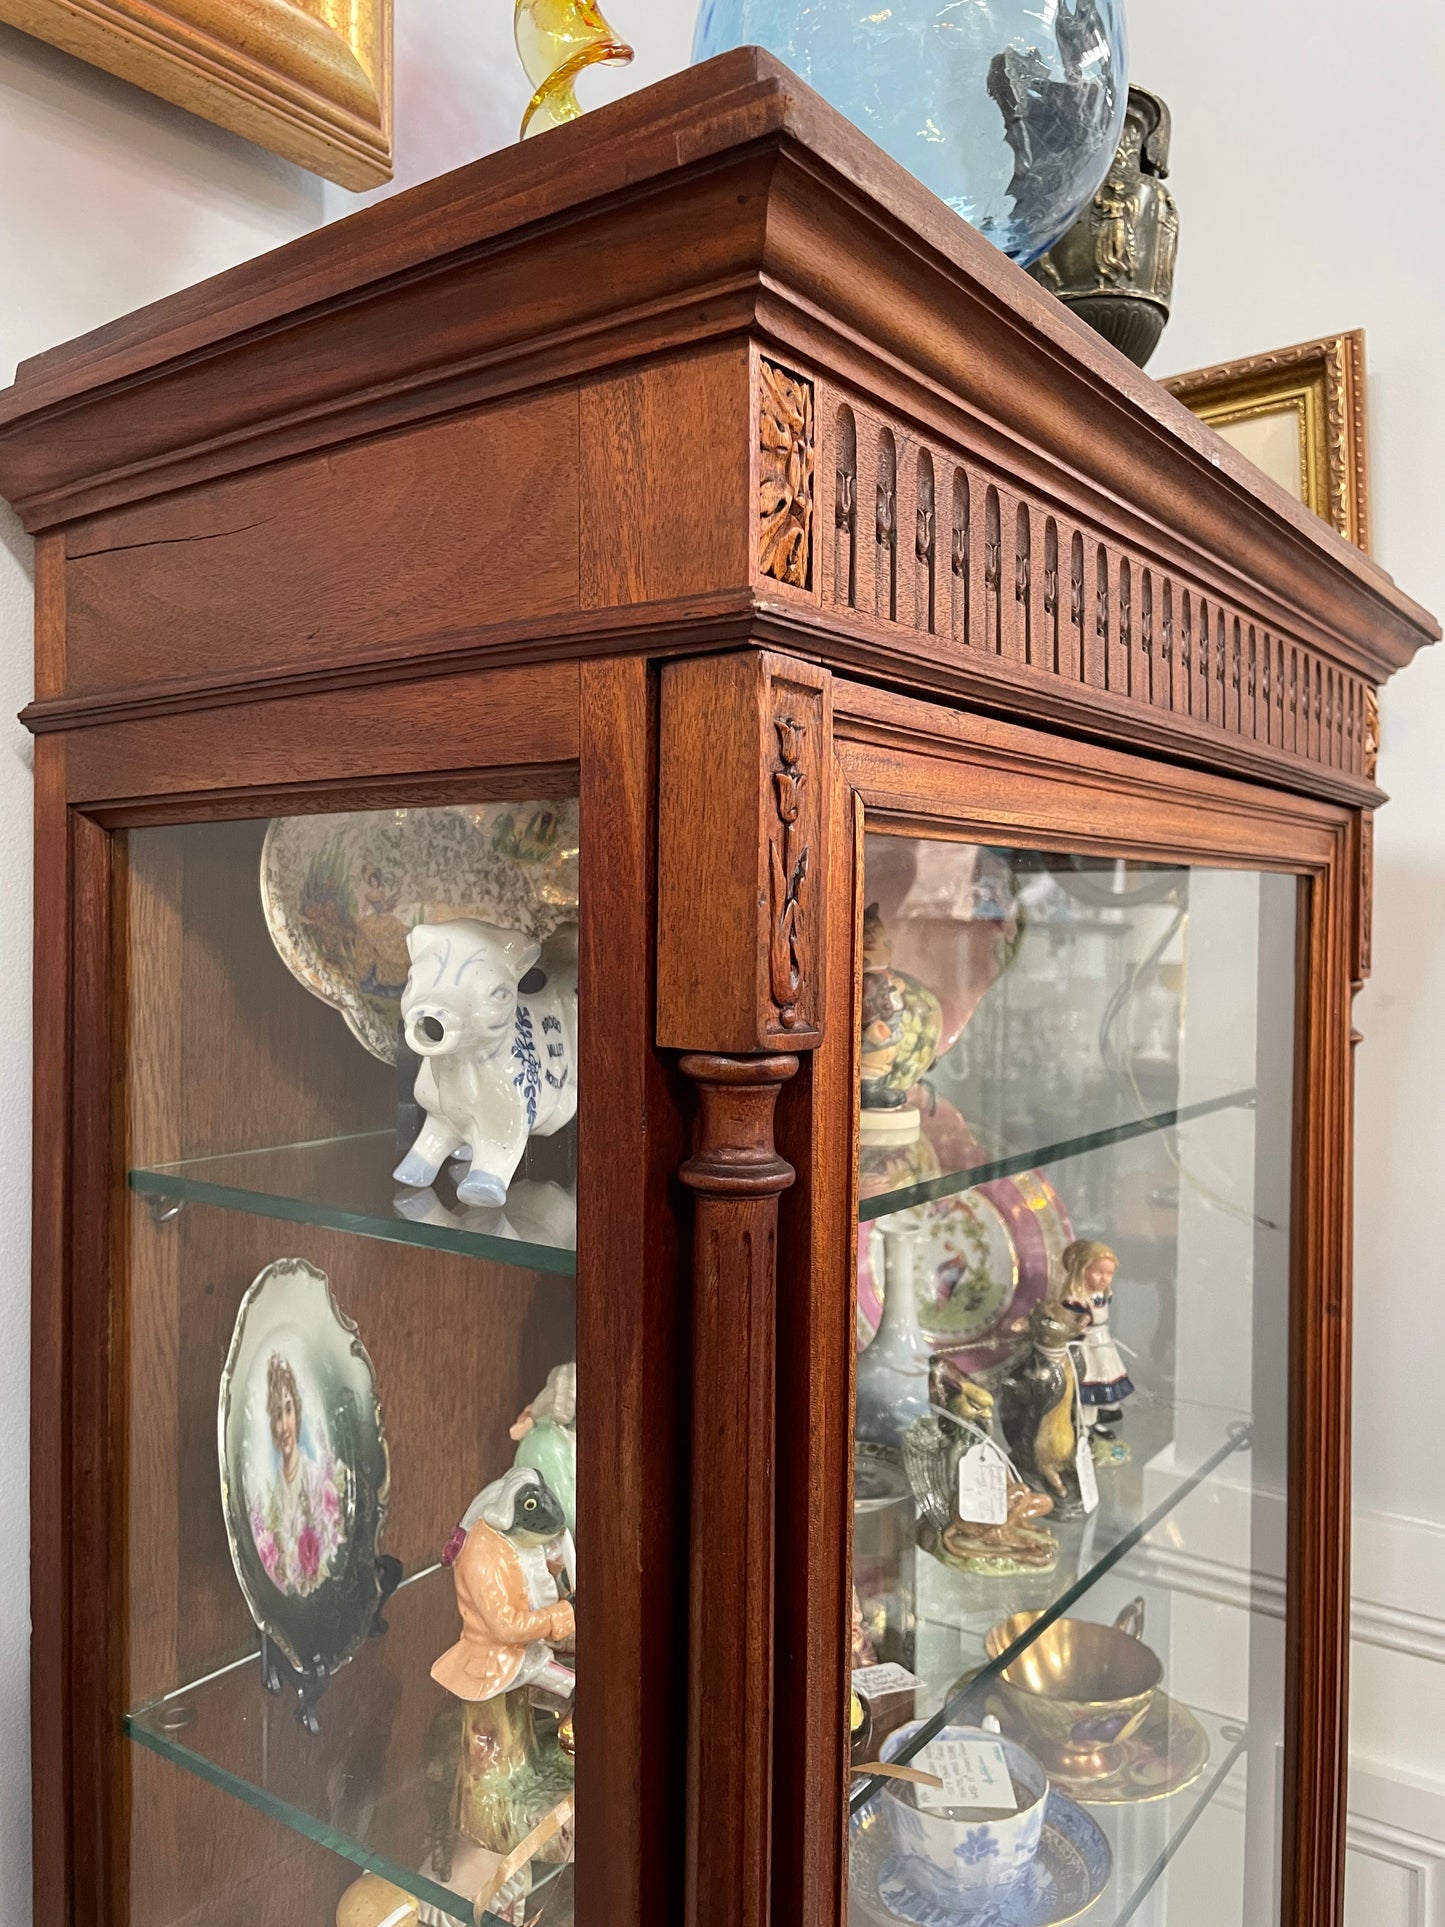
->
[[913, 1735, 1017, 1814], [1076, 1431, 1100, 1514], [957, 1438, 1009, 1525], [851, 1662, 921, 1699]]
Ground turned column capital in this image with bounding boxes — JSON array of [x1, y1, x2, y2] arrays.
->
[[678, 1052, 799, 1198]]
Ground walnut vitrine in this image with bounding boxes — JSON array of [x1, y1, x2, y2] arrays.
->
[[0, 47, 1433, 1927]]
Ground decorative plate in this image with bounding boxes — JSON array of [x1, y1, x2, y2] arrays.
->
[[850, 1791, 1111, 1926], [859, 1188, 1019, 1352], [261, 801, 579, 1062], [947, 1170, 1074, 1376], [219, 1258, 391, 1678]]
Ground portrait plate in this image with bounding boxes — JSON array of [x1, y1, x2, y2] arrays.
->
[[219, 1257, 391, 1678]]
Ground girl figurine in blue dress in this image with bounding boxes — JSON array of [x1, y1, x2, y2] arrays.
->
[[1059, 1240, 1133, 1441]]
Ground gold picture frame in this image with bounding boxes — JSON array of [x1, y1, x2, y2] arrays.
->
[[1164, 329, 1370, 552], [0, 0, 392, 190]]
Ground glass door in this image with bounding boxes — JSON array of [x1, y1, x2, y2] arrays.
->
[[120, 799, 582, 1927], [846, 830, 1297, 1927]]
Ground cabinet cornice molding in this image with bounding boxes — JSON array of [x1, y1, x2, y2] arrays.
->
[[0, 51, 1432, 690]]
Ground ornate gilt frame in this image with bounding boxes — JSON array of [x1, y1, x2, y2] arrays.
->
[[1165, 329, 1370, 552], [0, 0, 392, 190]]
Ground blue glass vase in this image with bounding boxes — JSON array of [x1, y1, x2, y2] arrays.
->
[[692, 0, 1128, 266]]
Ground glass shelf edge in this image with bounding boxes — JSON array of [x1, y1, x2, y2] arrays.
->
[[859, 1087, 1257, 1222], [1107, 1718, 1250, 1927], [122, 1713, 489, 1925], [126, 1164, 577, 1277], [849, 1418, 1252, 1811]]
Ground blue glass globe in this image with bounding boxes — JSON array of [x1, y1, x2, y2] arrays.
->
[[693, 0, 1128, 266]]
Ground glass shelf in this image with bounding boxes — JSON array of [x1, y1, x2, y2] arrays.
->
[[851, 1396, 1251, 1812], [125, 1567, 569, 1924], [858, 1088, 1257, 1222], [848, 1704, 1248, 1927], [129, 1130, 577, 1276]]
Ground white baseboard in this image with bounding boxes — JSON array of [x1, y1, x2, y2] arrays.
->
[[1347, 1765, 1445, 1927], [1130, 1490, 1445, 1912]]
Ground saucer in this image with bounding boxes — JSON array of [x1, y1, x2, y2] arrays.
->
[[850, 1791, 1111, 1926], [983, 1686, 1210, 1805]]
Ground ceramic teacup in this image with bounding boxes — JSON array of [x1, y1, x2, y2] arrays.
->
[[985, 1598, 1163, 1778], [880, 1720, 1048, 1904]]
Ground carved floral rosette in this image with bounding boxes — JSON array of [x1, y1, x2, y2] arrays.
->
[[758, 359, 816, 589]]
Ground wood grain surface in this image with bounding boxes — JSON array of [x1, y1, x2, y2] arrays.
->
[[9, 44, 1435, 1927]]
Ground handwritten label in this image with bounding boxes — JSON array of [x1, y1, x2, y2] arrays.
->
[[1076, 1432, 1100, 1514], [957, 1438, 1010, 1525], [851, 1662, 921, 1699], [913, 1736, 1017, 1814]]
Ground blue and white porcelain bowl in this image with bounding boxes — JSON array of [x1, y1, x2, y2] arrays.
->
[[882, 1722, 1048, 1905]]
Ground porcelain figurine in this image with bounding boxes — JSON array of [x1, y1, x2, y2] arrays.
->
[[902, 1364, 1058, 1575], [433, 1467, 576, 1703], [511, 1360, 577, 1540], [394, 919, 578, 1207], [1058, 1239, 1134, 1445], [997, 1298, 1091, 1519], [937, 1482, 1058, 1573], [858, 904, 942, 1113]]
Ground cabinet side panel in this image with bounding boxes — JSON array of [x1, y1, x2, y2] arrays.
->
[[62, 393, 581, 698], [1284, 846, 1355, 1927], [579, 344, 750, 609], [32, 736, 72, 1927], [576, 655, 690, 1927]]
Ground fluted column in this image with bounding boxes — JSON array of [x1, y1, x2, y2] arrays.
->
[[678, 1051, 798, 1927]]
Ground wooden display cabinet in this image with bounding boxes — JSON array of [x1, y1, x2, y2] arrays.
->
[[0, 48, 1434, 1927]]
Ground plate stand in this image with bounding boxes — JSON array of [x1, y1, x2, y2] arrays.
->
[[260, 1554, 404, 1733]]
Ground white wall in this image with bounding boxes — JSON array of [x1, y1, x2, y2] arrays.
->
[[1125, 0, 1445, 1910], [0, 0, 1441, 1915]]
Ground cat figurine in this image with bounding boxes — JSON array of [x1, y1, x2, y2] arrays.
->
[[997, 1298, 1091, 1520]]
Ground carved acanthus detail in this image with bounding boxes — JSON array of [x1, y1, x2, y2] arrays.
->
[[768, 714, 810, 1029], [1357, 811, 1374, 984], [758, 359, 815, 588], [1364, 687, 1381, 782]]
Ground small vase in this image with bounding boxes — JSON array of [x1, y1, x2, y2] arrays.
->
[[856, 1217, 932, 1448]]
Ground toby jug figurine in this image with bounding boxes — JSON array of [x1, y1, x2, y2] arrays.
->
[[433, 1466, 577, 1704]]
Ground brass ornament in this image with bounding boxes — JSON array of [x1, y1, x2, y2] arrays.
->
[[758, 359, 816, 589], [1030, 87, 1179, 368], [1364, 686, 1381, 781]]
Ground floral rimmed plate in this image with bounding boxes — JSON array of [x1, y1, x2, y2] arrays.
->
[[859, 1190, 1018, 1349], [219, 1258, 390, 1678], [850, 1792, 1111, 1926], [855, 1788, 1117, 1927], [261, 801, 579, 1063], [947, 1169, 1073, 1377], [859, 1168, 1072, 1370]]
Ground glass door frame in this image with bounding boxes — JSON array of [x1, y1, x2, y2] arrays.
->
[[769, 673, 1364, 1927], [32, 654, 692, 1927]]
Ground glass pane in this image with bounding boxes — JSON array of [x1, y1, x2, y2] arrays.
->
[[849, 835, 1295, 1927], [122, 804, 580, 1926]]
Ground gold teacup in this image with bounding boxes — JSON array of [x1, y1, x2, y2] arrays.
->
[[985, 1598, 1162, 1778]]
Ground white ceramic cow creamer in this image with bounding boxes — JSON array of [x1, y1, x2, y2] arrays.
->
[[393, 918, 578, 1206]]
